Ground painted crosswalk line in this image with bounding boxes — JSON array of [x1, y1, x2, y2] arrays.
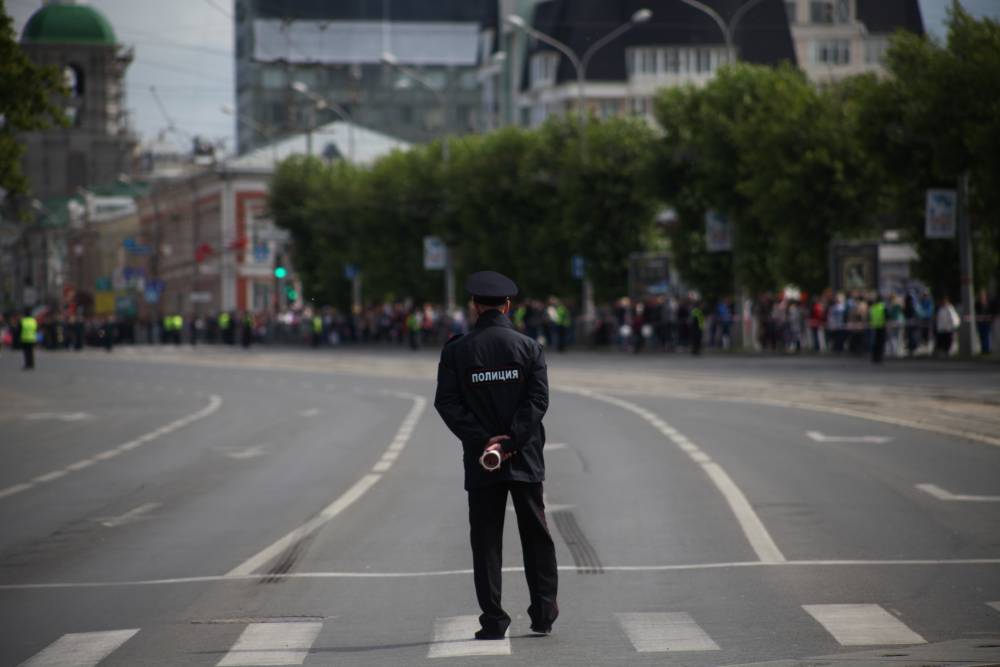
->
[[989, 601, 1000, 613], [427, 616, 511, 659], [19, 629, 138, 667], [216, 622, 323, 666], [616, 612, 720, 652], [803, 604, 925, 646]]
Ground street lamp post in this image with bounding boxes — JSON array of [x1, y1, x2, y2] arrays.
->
[[291, 81, 356, 163], [505, 9, 651, 334], [675, 0, 766, 351], [381, 52, 456, 313]]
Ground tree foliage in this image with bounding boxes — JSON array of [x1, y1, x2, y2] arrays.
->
[[269, 117, 660, 308], [654, 63, 881, 298], [0, 1, 66, 202], [852, 3, 1000, 296]]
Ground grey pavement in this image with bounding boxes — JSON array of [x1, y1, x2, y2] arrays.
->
[[0, 346, 998, 666]]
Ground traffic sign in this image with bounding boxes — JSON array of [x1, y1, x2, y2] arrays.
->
[[344, 264, 359, 280], [571, 255, 586, 280]]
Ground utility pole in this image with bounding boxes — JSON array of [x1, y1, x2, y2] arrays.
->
[[957, 171, 976, 356]]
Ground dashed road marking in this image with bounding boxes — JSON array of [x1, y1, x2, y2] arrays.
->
[[225, 393, 427, 577], [0, 395, 222, 502], [916, 483, 1000, 502], [803, 604, 925, 646], [616, 612, 720, 652], [19, 629, 139, 667], [217, 621, 322, 666], [96, 502, 161, 528], [427, 615, 510, 658], [806, 431, 892, 444], [569, 389, 785, 564]]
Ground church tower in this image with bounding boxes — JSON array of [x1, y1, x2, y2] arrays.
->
[[19, 0, 137, 198]]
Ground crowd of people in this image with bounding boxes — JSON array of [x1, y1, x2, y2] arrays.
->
[[2, 288, 997, 365]]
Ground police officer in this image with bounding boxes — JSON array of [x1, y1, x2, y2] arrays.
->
[[434, 270, 559, 640], [20, 308, 38, 370]]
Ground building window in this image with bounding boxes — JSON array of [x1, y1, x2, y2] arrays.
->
[[810, 0, 849, 24], [812, 39, 851, 65], [531, 53, 558, 88], [865, 35, 890, 64], [260, 65, 286, 89], [785, 1, 797, 23]]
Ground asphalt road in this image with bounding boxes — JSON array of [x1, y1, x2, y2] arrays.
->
[[1, 346, 998, 667]]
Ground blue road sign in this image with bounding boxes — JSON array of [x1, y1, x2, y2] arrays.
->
[[571, 255, 586, 280], [344, 264, 359, 280]]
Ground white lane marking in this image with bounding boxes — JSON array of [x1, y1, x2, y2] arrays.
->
[[217, 622, 322, 666], [33, 470, 67, 483], [916, 483, 1000, 502], [616, 612, 719, 652], [226, 391, 426, 577], [546, 442, 569, 450], [96, 502, 161, 528], [0, 395, 222, 502], [4, 559, 1000, 590], [806, 431, 891, 444], [299, 408, 320, 417], [803, 604, 925, 646], [23, 412, 94, 422], [226, 473, 381, 577], [223, 446, 267, 461], [19, 628, 139, 667], [989, 601, 1000, 613], [570, 389, 785, 563], [427, 615, 510, 658]]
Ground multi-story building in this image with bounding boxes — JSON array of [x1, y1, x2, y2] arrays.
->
[[500, 0, 922, 128], [18, 1, 137, 199], [234, 0, 494, 153], [786, 0, 923, 82], [508, 0, 797, 127], [135, 121, 409, 320]]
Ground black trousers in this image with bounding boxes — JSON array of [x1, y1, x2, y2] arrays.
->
[[468, 481, 558, 634], [22, 343, 35, 369]]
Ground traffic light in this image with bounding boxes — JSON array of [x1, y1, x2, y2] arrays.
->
[[274, 265, 287, 279], [285, 285, 298, 301]]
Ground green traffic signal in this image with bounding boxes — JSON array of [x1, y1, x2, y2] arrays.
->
[[285, 287, 298, 300], [274, 266, 288, 279]]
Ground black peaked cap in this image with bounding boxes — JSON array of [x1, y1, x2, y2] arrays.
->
[[465, 271, 518, 299]]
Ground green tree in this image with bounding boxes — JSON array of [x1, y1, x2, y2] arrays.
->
[[0, 1, 66, 202], [854, 4, 1000, 296], [654, 63, 880, 299]]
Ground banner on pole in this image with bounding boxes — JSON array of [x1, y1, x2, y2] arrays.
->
[[925, 189, 957, 239], [423, 236, 447, 270], [705, 210, 732, 252]]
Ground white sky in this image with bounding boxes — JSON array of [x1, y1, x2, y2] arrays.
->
[[7, 0, 1000, 153]]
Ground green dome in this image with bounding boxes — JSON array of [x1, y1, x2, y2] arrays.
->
[[21, 4, 117, 46]]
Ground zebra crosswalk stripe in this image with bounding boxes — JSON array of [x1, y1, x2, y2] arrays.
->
[[989, 601, 1000, 613], [427, 616, 511, 658], [616, 612, 720, 652], [216, 622, 323, 666], [18, 629, 139, 667], [803, 604, 925, 646]]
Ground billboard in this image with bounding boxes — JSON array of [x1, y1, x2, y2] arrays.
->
[[925, 189, 957, 239]]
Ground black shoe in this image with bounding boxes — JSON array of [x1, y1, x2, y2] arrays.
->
[[529, 624, 552, 635], [474, 628, 507, 640]]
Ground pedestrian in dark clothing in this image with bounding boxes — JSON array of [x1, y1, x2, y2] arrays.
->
[[434, 270, 558, 641]]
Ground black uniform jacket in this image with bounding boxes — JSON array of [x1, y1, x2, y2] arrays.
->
[[434, 309, 549, 490]]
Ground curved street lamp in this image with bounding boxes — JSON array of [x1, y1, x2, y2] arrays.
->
[[505, 8, 651, 123], [291, 81, 356, 163]]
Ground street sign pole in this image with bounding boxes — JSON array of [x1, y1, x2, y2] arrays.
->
[[957, 171, 977, 356]]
